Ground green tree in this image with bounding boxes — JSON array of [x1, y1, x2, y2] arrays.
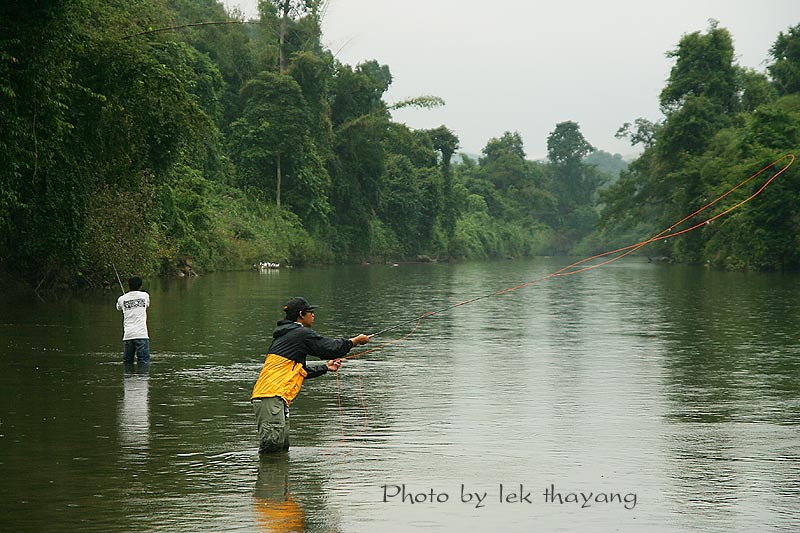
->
[[660, 20, 738, 114], [289, 50, 335, 163], [168, 1, 256, 128], [768, 23, 800, 96], [547, 121, 597, 208], [377, 154, 436, 256], [0, 0, 96, 283], [738, 67, 777, 113], [615, 118, 660, 149], [600, 22, 800, 270], [257, 0, 322, 73], [547, 122, 593, 164], [480, 131, 527, 191], [428, 126, 460, 249], [230, 70, 310, 207], [657, 21, 738, 159], [601, 21, 748, 263], [327, 60, 393, 258], [331, 60, 392, 127], [249, 1, 326, 212]]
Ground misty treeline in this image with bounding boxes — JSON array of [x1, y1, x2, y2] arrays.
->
[[600, 20, 800, 270], [1, 3, 799, 290]]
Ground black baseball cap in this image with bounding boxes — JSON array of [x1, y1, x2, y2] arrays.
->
[[283, 296, 318, 318]]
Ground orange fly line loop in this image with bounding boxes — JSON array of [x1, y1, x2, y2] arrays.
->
[[330, 153, 795, 446]]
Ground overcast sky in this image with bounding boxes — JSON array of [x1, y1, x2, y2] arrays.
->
[[225, 0, 800, 159]]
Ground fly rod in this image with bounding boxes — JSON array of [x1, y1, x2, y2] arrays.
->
[[112, 264, 125, 294], [369, 287, 524, 338]]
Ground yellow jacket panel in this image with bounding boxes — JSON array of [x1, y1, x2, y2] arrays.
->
[[251, 354, 308, 405]]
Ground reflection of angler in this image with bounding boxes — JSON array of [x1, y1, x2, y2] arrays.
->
[[254, 457, 305, 533], [119, 367, 150, 454]]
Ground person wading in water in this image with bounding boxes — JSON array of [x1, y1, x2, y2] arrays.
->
[[116, 276, 151, 367], [251, 297, 370, 454]]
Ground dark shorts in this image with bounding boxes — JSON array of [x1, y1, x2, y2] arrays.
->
[[123, 338, 150, 364]]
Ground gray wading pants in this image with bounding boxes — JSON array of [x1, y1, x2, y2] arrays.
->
[[253, 396, 290, 453]]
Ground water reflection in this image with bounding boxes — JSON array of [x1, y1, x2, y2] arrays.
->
[[119, 364, 150, 458], [3, 264, 799, 531], [653, 267, 800, 530], [254, 456, 305, 533]]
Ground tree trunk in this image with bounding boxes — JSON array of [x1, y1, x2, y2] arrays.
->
[[276, 152, 282, 208], [279, 2, 289, 74], [277, 2, 289, 206]]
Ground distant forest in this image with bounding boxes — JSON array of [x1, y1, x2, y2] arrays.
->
[[2, 1, 800, 289]]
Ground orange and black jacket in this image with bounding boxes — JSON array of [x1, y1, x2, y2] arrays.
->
[[251, 320, 354, 405]]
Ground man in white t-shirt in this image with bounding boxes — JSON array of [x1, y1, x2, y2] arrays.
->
[[116, 276, 151, 365]]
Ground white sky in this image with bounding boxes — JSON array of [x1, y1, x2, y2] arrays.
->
[[225, 0, 800, 159]]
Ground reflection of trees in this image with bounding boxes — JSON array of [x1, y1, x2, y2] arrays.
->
[[656, 267, 757, 421], [656, 267, 800, 424], [655, 266, 800, 527]]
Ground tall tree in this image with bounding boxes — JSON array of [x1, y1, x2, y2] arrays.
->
[[428, 126, 460, 247], [331, 60, 392, 127], [329, 113, 387, 258], [768, 23, 800, 96], [254, 1, 324, 208], [0, 0, 94, 283], [658, 21, 738, 159], [545, 121, 601, 251], [289, 50, 335, 163], [603, 23, 742, 240], [480, 131, 527, 191], [258, 0, 320, 73], [660, 20, 738, 113], [230, 71, 310, 207], [547, 122, 593, 165], [328, 60, 393, 257], [547, 121, 596, 208]]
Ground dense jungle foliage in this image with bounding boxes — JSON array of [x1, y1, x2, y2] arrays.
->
[[1, 1, 799, 289]]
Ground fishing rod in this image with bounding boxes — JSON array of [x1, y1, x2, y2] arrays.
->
[[368, 288, 519, 338], [370, 315, 430, 338], [112, 263, 125, 294], [122, 20, 265, 39]]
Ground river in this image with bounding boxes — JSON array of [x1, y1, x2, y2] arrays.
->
[[1, 258, 799, 532]]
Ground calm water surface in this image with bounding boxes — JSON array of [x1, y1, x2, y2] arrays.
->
[[1, 258, 799, 532]]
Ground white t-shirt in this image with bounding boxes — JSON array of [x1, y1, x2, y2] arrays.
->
[[116, 290, 150, 340]]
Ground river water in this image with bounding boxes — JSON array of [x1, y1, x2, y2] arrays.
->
[[1, 258, 799, 532]]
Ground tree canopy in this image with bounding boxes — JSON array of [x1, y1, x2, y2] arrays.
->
[[600, 21, 800, 270], [1, 6, 799, 290]]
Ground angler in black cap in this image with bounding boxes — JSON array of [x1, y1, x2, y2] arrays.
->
[[250, 296, 371, 453]]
